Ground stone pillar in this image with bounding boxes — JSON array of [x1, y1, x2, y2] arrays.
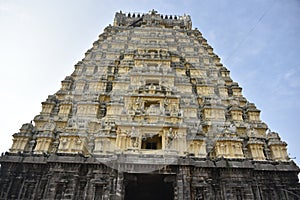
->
[[109, 170, 118, 200], [115, 172, 124, 200], [177, 167, 191, 200]]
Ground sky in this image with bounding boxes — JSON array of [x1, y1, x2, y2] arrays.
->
[[0, 0, 299, 165]]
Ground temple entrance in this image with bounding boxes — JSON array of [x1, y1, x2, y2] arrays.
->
[[124, 174, 174, 200]]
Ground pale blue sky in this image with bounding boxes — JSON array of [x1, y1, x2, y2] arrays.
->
[[0, 0, 299, 165]]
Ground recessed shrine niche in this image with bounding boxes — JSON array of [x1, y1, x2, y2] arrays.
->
[[141, 134, 162, 150]]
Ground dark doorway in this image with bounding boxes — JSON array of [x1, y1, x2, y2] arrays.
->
[[141, 134, 162, 150], [125, 174, 174, 200]]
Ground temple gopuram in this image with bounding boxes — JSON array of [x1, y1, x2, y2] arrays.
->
[[0, 10, 299, 200]]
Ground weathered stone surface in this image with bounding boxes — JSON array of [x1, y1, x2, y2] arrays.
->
[[1, 10, 299, 199]]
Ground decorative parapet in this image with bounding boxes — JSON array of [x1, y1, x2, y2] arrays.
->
[[60, 76, 74, 91], [230, 82, 243, 97], [246, 138, 266, 160], [267, 132, 289, 161], [246, 126, 267, 138], [228, 105, 243, 121], [34, 133, 54, 154], [212, 128, 245, 159], [57, 133, 88, 155], [244, 102, 261, 121], [41, 95, 57, 115], [114, 10, 192, 30], [188, 140, 207, 157], [10, 123, 34, 153], [34, 120, 56, 154], [202, 98, 226, 121]]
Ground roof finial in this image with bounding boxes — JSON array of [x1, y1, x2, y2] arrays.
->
[[149, 9, 158, 15]]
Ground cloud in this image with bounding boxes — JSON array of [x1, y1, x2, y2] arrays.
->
[[283, 68, 300, 89]]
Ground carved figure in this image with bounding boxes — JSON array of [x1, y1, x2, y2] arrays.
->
[[166, 128, 177, 148], [130, 127, 139, 148], [164, 98, 169, 108]]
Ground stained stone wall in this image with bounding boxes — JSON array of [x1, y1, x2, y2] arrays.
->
[[0, 154, 299, 199], [1, 10, 300, 199]]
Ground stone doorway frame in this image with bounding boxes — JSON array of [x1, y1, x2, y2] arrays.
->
[[124, 173, 176, 200]]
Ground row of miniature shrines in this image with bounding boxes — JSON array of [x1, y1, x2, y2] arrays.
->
[[10, 119, 288, 162]]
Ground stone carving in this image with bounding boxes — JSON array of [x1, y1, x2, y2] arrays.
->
[[267, 131, 289, 161], [165, 128, 177, 149], [2, 10, 298, 200], [135, 97, 143, 110], [61, 138, 69, 148], [43, 119, 56, 132], [130, 127, 139, 148]]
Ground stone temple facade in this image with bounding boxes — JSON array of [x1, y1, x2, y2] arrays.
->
[[0, 10, 299, 200]]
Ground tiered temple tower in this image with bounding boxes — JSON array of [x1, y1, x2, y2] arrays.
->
[[1, 10, 299, 199]]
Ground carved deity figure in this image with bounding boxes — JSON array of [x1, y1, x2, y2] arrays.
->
[[248, 128, 259, 137], [75, 138, 82, 145], [50, 140, 59, 153], [67, 118, 77, 129], [135, 97, 144, 110], [166, 128, 177, 148], [130, 127, 139, 148], [164, 98, 169, 109], [43, 119, 56, 131], [62, 138, 68, 145]]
